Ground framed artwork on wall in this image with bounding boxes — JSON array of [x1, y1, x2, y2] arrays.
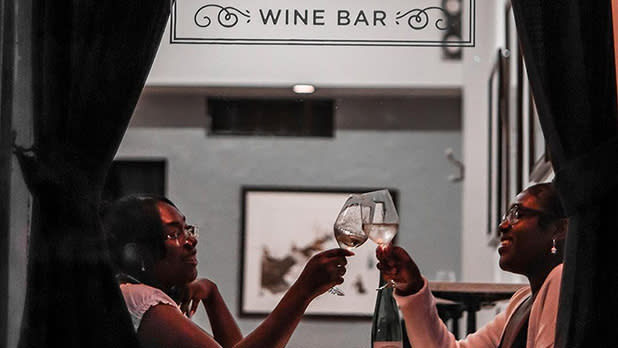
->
[[504, 2, 524, 197], [239, 186, 398, 318], [487, 48, 510, 246]]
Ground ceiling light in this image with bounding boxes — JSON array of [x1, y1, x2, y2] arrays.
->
[[292, 84, 315, 94]]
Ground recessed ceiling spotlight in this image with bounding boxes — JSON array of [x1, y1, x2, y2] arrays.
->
[[292, 84, 316, 94]]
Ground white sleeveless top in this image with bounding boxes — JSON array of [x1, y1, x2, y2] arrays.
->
[[120, 282, 181, 331]]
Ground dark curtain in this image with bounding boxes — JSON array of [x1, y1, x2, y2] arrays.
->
[[14, 1, 169, 347], [510, 1, 618, 347]]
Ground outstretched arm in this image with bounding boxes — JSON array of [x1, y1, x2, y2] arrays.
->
[[376, 245, 507, 348], [137, 248, 353, 348], [235, 248, 353, 348]]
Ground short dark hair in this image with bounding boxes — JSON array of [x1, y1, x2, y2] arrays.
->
[[102, 194, 177, 277], [524, 182, 566, 228]]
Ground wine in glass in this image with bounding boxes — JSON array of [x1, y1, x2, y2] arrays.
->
[[360, 189, 399, 290], [330, 195, 370, 296]]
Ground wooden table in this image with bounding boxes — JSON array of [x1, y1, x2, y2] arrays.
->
[[429, 282, 527, 334]]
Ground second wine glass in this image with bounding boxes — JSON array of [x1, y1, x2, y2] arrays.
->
[[360, 189, 399, 290]]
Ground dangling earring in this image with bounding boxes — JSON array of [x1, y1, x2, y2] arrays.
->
[[140, 259, 146, 272], [551, 239, 557, 255]]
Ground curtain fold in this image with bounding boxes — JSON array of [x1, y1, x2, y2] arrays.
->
[[16, 2, 170, 347], [510, 1, 618, 347]]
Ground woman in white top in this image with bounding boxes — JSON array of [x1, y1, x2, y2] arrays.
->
[[376, 182, 567, 348], [103, 194, 352, 348]]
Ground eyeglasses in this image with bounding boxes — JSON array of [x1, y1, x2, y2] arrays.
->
[[502, 204, 554, 225], [165, 224, 198, 246]]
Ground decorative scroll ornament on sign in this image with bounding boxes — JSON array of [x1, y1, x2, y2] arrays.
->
[[194, 5, 250, 28], [394, 7, 450, 30]]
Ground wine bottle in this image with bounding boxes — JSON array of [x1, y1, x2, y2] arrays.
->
[[371, 282, 403, 348]]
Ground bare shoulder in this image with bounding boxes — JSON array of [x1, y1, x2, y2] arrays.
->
[[138, 303, 220, 348]]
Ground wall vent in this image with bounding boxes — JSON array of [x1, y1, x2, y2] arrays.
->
[[208, 98, 334, 137]]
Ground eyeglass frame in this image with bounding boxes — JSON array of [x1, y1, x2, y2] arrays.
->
[[164, 224, 198, 245], [502, 204, 556, 225]]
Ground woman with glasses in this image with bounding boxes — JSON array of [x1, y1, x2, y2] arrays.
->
[[376, 182, 567, 348], [103, 194, 352, 348]]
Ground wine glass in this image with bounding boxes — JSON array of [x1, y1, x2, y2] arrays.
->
[[330, 195, 371, 296], [360, 189, 399, 290]]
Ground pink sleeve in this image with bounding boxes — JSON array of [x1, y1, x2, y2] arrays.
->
[[395, 278, 507, 348]]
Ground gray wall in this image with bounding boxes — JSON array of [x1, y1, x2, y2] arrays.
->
[[115, 93, 462, 348], [147, 18, 461, 87]]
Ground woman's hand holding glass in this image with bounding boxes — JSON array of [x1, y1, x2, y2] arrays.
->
[[375, 245, 424, 296], [295, 248, 354, 299]]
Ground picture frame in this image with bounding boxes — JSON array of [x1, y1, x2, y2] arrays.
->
[[239, 186, 398, 318], [486, 48, 510, 246], [504, 2, 524, 196]]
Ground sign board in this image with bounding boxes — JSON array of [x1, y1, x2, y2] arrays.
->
[[170, 0, 475, 46]]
